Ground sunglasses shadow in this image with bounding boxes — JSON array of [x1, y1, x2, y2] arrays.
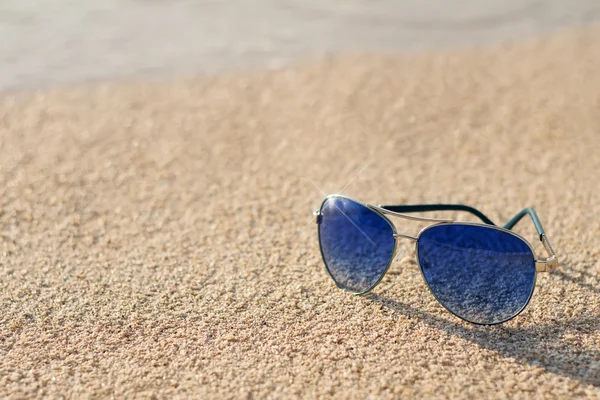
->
[[364, 266, 600, 387], [554, 268, 600, 295]]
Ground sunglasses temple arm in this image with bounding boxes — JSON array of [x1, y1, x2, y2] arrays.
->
[[503, 207, 558, 272], [503, 207, 545, 239], [379, 204, 496, 226]]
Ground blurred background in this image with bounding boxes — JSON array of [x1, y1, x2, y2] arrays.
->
[[2, 0, 600, 91]]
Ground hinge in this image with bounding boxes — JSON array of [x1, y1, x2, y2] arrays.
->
[[536, 234, 558, 272], [535, 256, 558, 272], [313, 210, 322, 224]]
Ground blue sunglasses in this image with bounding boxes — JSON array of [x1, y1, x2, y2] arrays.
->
[[315, 195, 558, 325]]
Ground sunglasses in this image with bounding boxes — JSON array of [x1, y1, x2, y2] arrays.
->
[[314, 195, 558, 325]]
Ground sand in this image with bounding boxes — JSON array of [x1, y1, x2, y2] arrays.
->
[[1, 26, 600, 399]]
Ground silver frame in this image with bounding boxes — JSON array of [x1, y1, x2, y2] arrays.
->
[[315, 194, 558, 325]]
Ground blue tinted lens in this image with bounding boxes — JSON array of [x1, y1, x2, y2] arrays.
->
[[417, 224, 536, 324], [319, 197, 396, 293]]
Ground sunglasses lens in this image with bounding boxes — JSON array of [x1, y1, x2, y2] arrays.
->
[[417, 224, 536, 324], [318, 197, 397, 293]]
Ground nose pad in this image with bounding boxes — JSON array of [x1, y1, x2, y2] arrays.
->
[[418, 252, 431, 269]]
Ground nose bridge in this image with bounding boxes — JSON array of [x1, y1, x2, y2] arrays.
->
[[367, 204, 451, 243], [393, 233, 418, 241]]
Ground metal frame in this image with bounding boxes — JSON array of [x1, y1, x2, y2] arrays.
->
[[315, 194, 559, 325], [413, 222, 538, 325], [316, 195, 401, 296]]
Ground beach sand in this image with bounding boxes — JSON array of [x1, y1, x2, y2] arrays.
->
[[1, 26, 600, 398]]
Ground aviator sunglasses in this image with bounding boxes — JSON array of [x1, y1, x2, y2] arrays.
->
[[315, 195, 558, 325]]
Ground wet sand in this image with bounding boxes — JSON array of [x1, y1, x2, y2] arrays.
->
[[1, 25, 600, 398], [2, 0, 600, 90]]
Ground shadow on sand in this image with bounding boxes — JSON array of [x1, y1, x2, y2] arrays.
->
[[366, 265, 600, 387]]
